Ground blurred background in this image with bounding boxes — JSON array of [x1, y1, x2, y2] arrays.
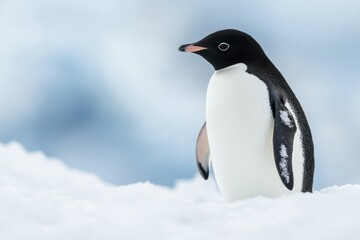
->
[[0, 0, 359, 190]]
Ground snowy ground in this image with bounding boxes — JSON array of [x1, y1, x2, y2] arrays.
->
[[0, 142, 359, 240]]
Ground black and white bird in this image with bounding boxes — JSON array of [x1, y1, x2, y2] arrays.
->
[[179, 29, 314, 201]]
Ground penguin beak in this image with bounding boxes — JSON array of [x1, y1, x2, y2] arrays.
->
[[179, 43, 207, 53]]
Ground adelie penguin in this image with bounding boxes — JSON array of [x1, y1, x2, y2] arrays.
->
[[179, 29, 314, 201]]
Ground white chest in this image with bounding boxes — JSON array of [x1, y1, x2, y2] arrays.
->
[[205, 63, 303, 201]]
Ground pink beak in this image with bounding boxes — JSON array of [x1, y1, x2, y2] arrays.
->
[[179, 44, 207, 53]]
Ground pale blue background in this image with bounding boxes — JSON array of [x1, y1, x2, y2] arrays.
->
[[0, 0, 359, 189]]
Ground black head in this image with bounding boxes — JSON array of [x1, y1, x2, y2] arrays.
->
[[179, 29, 268, 71]]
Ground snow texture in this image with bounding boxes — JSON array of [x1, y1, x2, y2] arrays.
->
[[1, 142, 360, 240], [279, 144, 290, 183], [279, 110, 294, 128]]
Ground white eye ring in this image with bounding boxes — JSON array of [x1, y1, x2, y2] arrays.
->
[[218, 42, 230, 51]]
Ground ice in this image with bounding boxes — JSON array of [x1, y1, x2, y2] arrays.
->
[[0, 142, 359, 240], [279, 110, 294, 128], [279, 144, 290, 183]]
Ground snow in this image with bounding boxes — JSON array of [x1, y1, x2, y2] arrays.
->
[[1, 142, 360, 240], [279, 144, 290, 183], [279, 110, 294, 128]]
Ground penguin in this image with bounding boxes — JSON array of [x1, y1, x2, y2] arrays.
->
[[179, 29, 314, 201]]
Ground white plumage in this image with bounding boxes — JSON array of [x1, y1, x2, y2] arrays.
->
[[206, 63, 304, 201]]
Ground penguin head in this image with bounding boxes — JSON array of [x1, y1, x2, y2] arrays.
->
[[179, 29, 266, 71]]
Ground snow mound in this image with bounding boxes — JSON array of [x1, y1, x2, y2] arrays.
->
[[0, 142, 359, 240]]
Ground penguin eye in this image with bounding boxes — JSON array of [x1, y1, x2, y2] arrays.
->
[[218, 42, 230, 51]]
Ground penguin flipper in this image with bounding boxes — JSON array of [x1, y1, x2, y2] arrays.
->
[[273, 98, 297, 190], [196, 122, 210, 180]]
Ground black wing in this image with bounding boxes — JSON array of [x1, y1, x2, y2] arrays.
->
[[273, 96, 297, 190], [196, 122, 210, 180]]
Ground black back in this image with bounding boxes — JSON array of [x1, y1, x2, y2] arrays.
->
[[247, 60, 315, 192]]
